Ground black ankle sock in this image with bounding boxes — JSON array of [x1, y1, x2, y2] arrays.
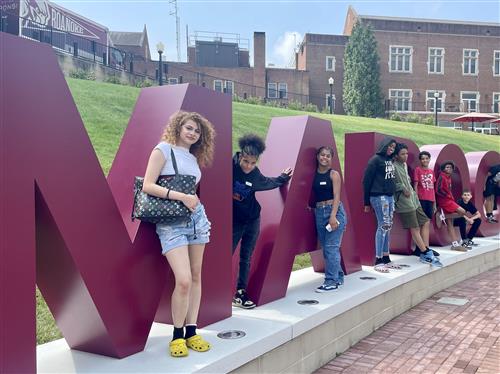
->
[[375, 257, 384, 265], [382, 255, 391, 264], [486, 213, 493, 217], [185, 324, 197, 339], [173, 326, 184, 341]]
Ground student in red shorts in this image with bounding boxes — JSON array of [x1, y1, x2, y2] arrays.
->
[[435, 161, 468, 252], [413, 151, 438, 255]]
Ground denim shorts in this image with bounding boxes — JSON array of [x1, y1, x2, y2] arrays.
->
[[156, 203, 211, 255]]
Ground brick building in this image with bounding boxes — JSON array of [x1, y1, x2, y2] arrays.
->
[[150, 31, 310, 105], [297, 7, 500, 115], [4, 2, 498, 117]]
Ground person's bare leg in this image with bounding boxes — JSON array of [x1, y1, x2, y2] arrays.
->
[[421, 221, 430, 248], [185, 244, 206, 325], [484, 195, 494, 215], [165, 246, 192, 328], [446, 218, 458, 243], [410, 227, 427, 251]]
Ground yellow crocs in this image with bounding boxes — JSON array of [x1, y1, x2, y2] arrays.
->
[[169, 338, 188, 357], [186, 334, 211, 352]]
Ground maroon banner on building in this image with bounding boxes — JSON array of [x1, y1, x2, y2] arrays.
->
[[20, 0, 107, 45], [0, 0, 20, 36]]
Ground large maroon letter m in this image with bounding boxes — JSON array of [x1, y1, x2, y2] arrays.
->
[[1, 33, 232, 373]]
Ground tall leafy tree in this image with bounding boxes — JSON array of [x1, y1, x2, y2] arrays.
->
[[343, 21, 384, 117]]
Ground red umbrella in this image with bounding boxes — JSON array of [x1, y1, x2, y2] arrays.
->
[[451, 113, 497, 131]]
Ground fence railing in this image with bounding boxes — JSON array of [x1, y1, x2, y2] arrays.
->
[[384, 99, 499, 114], [0, 9, 146, 74]]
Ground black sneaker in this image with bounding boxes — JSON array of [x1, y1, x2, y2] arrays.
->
[[315, 282, 338, 293], [232, 289, 256, 309], [487, 216, 499, 223], [462, 239, 473, 249]]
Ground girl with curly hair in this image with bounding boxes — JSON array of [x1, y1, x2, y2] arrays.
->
[[142, 111, 215, 357], [232, 134, 292, 309]]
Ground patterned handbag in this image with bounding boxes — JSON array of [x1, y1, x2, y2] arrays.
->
[[132, 148, 196, 224]]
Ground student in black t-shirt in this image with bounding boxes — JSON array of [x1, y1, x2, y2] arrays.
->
[[453, 190, 482, 248]]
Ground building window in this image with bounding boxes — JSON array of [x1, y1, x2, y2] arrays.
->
[[463, 49, 478, 75], [426, 90, 445, 112], [389, 46, 412, 73], [168, 78, 178, 85], [493, 93, 500, 113], [389, 89, 412, 111], [213, 80, 223, 92], [325, 94, 336, 111], [428, 48, 444, 74], [494, 51, 500, 76], [267, 82, 278, 99], [326, 56, 335, 71], [224, 80, 234, 95], [278, 83, 288, 99], [460, 91, 479, 112]]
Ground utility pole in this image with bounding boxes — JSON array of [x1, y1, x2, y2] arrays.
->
[[169, 0, 181, 62]]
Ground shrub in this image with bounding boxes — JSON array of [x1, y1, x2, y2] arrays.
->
[[245, 96, 264, 105], [303, 103, 319, 113], [135, 79, 153, 88], [287, 100, 304, 111], [389, 112, 402, 121], [405, 113, 421, 123], [421, 115, 436, 126], [104, 76, 125, 85], [69, 69, 95, 81]]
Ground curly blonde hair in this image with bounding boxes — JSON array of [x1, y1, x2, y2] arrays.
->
[[161, 111, 216, 167]]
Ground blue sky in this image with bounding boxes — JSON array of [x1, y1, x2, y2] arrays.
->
[[54, 0, 500, 66]]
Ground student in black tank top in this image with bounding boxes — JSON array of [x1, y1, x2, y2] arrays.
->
[[312, 146, 348, 293]]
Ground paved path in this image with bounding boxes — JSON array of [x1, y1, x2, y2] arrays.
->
[[315, 267, 500, 374]]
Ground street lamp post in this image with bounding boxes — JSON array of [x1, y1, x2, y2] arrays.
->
[[328, 77, 334, 115], [434, 91, 439, 126], [156, 42, 165, 86]]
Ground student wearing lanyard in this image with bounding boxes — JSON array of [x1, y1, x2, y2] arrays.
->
[[311, 146, 347, 292]]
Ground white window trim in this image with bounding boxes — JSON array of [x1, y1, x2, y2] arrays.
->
[[493, 50, 500, 77], [224, 80, 234, 95], [427, 47, 445, 75], [168, 77, 178, 85], [267, 82, 278, 99], [389, 45, 413, 73], [462, 48, 479, 76], [325, 56, 336, 72], [425, 90, 446, 112], [492, 92, 500, 113], [213, 79, 223, 92], [460, 91, 480, 112], [325, 93, 336, 111], [389, 88, 413, 111], [278, 82, 288, 99]]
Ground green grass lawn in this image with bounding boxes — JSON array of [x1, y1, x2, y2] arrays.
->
[[36, 78, 499, 344]]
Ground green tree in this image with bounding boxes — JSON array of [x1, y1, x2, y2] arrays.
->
[[343, 21, 384, 117]]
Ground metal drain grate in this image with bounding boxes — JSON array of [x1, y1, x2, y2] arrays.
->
[[217, 330, 246, 339], [436, 297, 469, 306], [297, 299, 319, 305], [360, 276, 377, 280]]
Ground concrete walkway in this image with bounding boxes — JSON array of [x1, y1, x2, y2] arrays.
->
[[315, 267, 500, 374]]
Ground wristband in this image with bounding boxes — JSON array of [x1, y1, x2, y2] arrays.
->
[[166, 188, 171, 199]]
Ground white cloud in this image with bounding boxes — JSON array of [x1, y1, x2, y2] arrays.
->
[[272, 31, 302, 68]]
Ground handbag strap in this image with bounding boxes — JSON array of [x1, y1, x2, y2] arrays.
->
[[170, 148, 179, 175]]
